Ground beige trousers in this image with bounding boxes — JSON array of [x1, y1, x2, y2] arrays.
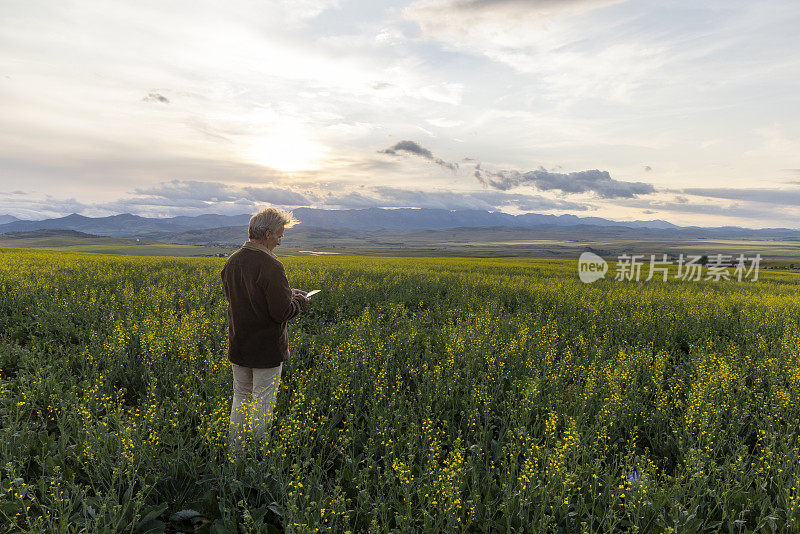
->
[[228, 362, 283, 452]]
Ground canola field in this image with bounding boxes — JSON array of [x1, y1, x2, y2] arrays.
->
[[1, 247, 800, 533]]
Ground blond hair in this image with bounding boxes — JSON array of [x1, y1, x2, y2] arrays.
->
[[248, 207, 297, 239]]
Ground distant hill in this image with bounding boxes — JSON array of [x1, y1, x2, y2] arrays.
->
[[1, 229, 101, 239], [0, 229, 233, 257], [0, 212, 252, 236], [140, 225, 403, 247], [138, 225, 250, 246], [0, 228, 156, 248], [0, 214, 20, 225], [290, 207, 681, 231]]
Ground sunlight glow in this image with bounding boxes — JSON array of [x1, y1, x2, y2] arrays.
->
[[236, 113, 330, 172]]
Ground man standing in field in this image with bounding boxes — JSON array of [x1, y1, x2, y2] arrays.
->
[[220, 207, 309, 453]]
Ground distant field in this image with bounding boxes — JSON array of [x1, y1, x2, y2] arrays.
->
[[2, 232, 800, 264], [45, 244, 233, 257], [0, 235, 234, 257], [418, 238, 800, 262]]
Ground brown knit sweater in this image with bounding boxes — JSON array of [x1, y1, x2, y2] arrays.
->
[[220, 240, 305, 368]]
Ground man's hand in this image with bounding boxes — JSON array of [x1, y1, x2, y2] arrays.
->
[[293, 288, 310, 308]]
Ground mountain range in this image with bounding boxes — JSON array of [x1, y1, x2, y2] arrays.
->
[[0, 208, 798, 246]]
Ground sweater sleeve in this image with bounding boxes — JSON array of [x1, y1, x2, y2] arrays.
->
[[263, 261, 303, 323]]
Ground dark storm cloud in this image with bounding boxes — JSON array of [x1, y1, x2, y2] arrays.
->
[[474, 165, 655, 198], [378, 140, 458, 172], [142, 92, 170, 104], [379, 140, 433, 158]]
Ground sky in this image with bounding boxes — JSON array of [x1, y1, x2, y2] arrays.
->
[[1, 0, 800, 228]]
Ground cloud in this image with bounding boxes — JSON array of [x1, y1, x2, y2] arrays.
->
[[142, 92, 170, 104], [320, 191, 384, 209], [611, 196, 800, 227], [376, 187, 575, 210], [746, 128, 800, 159], [644, 165, 652, 172], [419, 83, 464, 105], [404, 0, 628, 67], [474, 165, 655, 198], [276, 0, 340, 24], [0, 184, 304, 219], [321, 186, 590, 211], [0, 194, 91, 220], [405, 0, 625, 39], [780, 170, 800, 185], [643, 201, 770, 219], [242, 186, 312, 205], [426, 117, 464, 128], [133, 179, 313, 207], [378, 140, 458, 172], [135, 180, 238, 201], [104, 196, 225, 210], [403, 0, 701, 107], [511, 196, 589, 212], [683, 187, 800, 206]]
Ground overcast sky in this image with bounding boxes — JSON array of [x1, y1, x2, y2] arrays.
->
[[2, 0, 800, 228]]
